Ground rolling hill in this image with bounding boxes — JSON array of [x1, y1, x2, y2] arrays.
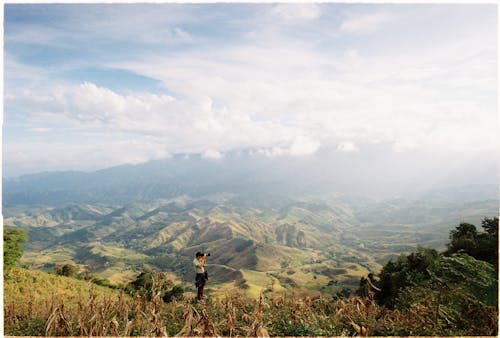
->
[[5, 185, 498, 297]]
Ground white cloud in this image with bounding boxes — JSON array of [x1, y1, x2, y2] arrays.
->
[[269, 3, 321, 23], [6, 28, 497, 170], [202, 149, 224, 159], [337, 141, 359, 153], [28, 128, 52, 133], [3, 4, 497, 175], [340, 10, 401, 34], [289, 136, 320, 156], [3, 139, 170, 176]]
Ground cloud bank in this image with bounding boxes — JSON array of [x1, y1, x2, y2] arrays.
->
[[3, 3, 498, 177]]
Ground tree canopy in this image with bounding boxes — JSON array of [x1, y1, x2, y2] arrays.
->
[[445, 217, 498, 270], [4, 227, 28, 271], [367, 217, 498, 334]]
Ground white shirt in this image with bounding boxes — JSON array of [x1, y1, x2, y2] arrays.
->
[[193, 257, 204, 274]]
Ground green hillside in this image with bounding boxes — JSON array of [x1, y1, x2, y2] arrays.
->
[[5, 192, 498, 299]]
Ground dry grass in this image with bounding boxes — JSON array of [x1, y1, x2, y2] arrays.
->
[[4, 267, 498, 336]]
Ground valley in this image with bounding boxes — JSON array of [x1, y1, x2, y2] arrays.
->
[[4, 187, 497, 298]]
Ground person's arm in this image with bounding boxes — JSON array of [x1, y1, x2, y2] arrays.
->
[[195, 257, 206, 268]]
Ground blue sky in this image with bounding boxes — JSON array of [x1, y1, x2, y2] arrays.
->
[[2, 3, 498, 177]]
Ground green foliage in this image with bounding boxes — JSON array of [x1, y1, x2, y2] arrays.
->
[[55, 263, 78, 277], [76, 270, 120, 289], [270, 319, 322, 336], [127, 268, 183, 303], [127, 268, 156, 299], [394, 253, 497, 334], [427, 253, 497, 306], [477, 217, 498, 269], [3, 227, 28, 271], [447, 222, 478, 255], [375, 218, 498, 309], [4, 266, 498, 336], [375, 247, 438, 308], [446, 217, 498, 270], [163, 285, 184, 303], [5, 318, 46, 336], [366, 218, 499, 335], [91, 276, 119, 289]]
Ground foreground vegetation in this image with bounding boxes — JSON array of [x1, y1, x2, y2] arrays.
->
[[4, 265, 497, 336], [4, 217, 498, 336]]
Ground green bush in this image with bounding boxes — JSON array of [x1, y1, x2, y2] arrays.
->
[[55, 263, 78, 277], [4, 228, 28, 271]]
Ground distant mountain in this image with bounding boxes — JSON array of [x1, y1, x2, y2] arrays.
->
[[3, 148, 498, 296], [3, 154, 307, 206], [4, 147, 498, 206]]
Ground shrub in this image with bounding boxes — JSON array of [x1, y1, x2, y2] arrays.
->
[[4, 228, 28, 271]]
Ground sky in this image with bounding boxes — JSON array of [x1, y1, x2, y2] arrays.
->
[[2, 3, 498, 179]]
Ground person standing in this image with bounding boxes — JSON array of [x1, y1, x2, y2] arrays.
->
[[193, 252, 208, 301]]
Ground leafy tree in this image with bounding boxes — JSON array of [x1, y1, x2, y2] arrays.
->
[[446, 217, 498, 270], [55, 263, 78, 277], [476, 217, 498, 270], [446, 222, 478, 255], [375, 247, 438, 308], [4, 228, 28, 271], [368, 216, 499, 335], [481, 217, 498, 237], [128, 268, 183, 302], [128, 268, 155, 297]]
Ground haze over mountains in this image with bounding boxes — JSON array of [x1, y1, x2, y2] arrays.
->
[[3, 146, 498, 296], [3, 145, 498, 206]]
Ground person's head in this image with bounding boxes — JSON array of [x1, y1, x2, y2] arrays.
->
[[196, 252, 203, 258]]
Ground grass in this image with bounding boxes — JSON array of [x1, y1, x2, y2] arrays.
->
[[240, 269, 286, 297], [98, 263, 138, 285], [4, 268, 121, 306], [21, 245, 77, 269], [5, 267, 497, 336], [88, 242, 149, 261]]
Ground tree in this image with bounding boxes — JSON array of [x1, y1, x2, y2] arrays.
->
[[476, 217, 498, 270], [446, 222, 478, 256], [3, 228, 28, 271], [446, 218, 498, 270], [128, 268, 155, 298], [55, 263, 78, 277], [375, 247, 438, 308], [481, 217, 498, 237], [127, 268, 183, 302]]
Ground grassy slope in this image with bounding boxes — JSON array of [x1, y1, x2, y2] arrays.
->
[[4, 267, 124, 307]]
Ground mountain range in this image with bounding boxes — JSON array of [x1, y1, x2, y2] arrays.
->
[[3, 153, 498, 296], [4, 147, 498, 206]]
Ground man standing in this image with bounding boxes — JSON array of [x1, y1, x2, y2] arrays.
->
[[193, 252, 208, 301]]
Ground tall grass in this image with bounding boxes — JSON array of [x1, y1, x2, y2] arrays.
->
[[4, 268, 498, 336]]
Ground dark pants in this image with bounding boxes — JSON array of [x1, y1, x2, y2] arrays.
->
[[195, 273, 206, 300]]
